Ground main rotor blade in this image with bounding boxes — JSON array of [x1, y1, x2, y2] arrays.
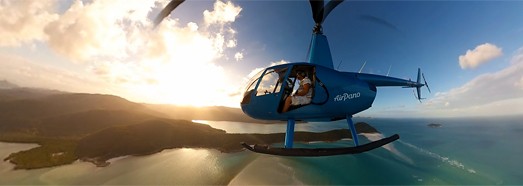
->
[[321, 0, 343, 24], [359, 15, 398, 31], [154, 0, 185, 27], [309, 0, 325, 24]]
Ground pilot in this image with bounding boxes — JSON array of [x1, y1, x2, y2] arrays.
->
[[282, 71, 312, 112]]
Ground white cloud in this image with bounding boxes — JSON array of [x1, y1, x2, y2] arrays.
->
[[424, 47, 523, 116], [203, 0, 242, 25], [0, 0, 245, 107], [93, 0, 243, 107], [187, 22, 199, 31], [43, 0, 156, 62], [226, 39, 237, 48], [0, 0, 59, 46], [458, 43, 503, 69], [234, 52, 243, 61]]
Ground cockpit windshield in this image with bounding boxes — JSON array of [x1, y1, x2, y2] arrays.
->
[[256, 67, 289, 96], [241, 66, 290, 105], [243, 69, 264, 96]]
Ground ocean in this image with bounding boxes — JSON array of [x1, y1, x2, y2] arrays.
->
[[1, 117, 522, 185]]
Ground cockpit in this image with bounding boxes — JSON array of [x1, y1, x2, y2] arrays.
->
[[241, 64, 319, 114]]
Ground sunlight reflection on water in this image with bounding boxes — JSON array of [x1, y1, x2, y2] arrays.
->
[[192, 119, 348, 134]]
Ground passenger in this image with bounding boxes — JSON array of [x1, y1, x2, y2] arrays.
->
[[282, 71, 312, 112]]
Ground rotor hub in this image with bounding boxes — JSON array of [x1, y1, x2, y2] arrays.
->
[[313, 23, 323, 34]]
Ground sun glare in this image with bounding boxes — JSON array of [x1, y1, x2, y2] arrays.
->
[[120, 20, 241, 108], [46, 0, 246, 108]]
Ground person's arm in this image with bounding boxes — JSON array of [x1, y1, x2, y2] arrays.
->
[[294, 83, 310, 96]]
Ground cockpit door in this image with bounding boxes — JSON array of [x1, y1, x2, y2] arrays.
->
[[253, 66, 290, 114], [241, 66, 290, 117]]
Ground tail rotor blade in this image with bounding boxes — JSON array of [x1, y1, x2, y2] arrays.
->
[[412, 89, 421, 103], [415, 68, 423, 101], [416, 86, 422, 102], [422, 73, 431, 93], [154, 0, 185, 27]]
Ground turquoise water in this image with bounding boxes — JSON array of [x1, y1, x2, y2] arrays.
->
[[1, 117, 522, 185]]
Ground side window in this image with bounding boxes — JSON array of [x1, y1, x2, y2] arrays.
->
[[256, 67, 288, 96]]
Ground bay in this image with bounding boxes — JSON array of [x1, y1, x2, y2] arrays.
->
[[1, 117, 521, 185]]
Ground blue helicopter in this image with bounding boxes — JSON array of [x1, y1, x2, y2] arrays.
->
[[156, 0, 430, 156]]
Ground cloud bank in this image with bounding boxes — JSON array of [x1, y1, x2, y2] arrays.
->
[[0, 0, 59, 46]]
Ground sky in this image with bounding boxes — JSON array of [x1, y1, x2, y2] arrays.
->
[[1, 0, 522, 118]]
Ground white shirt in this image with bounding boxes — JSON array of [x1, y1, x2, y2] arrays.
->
[[297, 77, 312, 98]]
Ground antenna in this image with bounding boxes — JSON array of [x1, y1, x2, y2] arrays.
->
[[358, 60, 367, 73], [386, 65, 392, 76]]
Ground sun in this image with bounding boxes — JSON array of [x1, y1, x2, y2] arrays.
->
[[123, 59, 240, 107]]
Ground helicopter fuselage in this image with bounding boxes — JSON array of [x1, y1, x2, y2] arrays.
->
[[241, 63, 380, 121], [156, 0, 425, 154]]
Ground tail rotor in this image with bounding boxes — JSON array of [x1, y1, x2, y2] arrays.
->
[[414, 68, 431, 102]]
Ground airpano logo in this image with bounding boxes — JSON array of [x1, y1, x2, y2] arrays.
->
[[334, 92, 361, 102]]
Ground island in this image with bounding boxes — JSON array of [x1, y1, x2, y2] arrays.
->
[[427, 123, 442, 128], [0, 87, 381, 170]]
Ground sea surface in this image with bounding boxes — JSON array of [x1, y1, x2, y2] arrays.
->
[[1, 117, 522, 185]]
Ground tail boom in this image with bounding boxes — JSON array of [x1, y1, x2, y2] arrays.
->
[[351, 68, 427, 101]]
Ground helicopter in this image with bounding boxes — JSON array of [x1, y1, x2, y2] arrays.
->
[[155, 0, 430, 156]]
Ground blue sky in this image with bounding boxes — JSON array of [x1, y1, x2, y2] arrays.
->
[[1, 0, 522, 118]]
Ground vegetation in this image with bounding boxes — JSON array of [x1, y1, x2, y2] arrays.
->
[[4, 140, 77, 170], [76, 119, 377, 166]]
